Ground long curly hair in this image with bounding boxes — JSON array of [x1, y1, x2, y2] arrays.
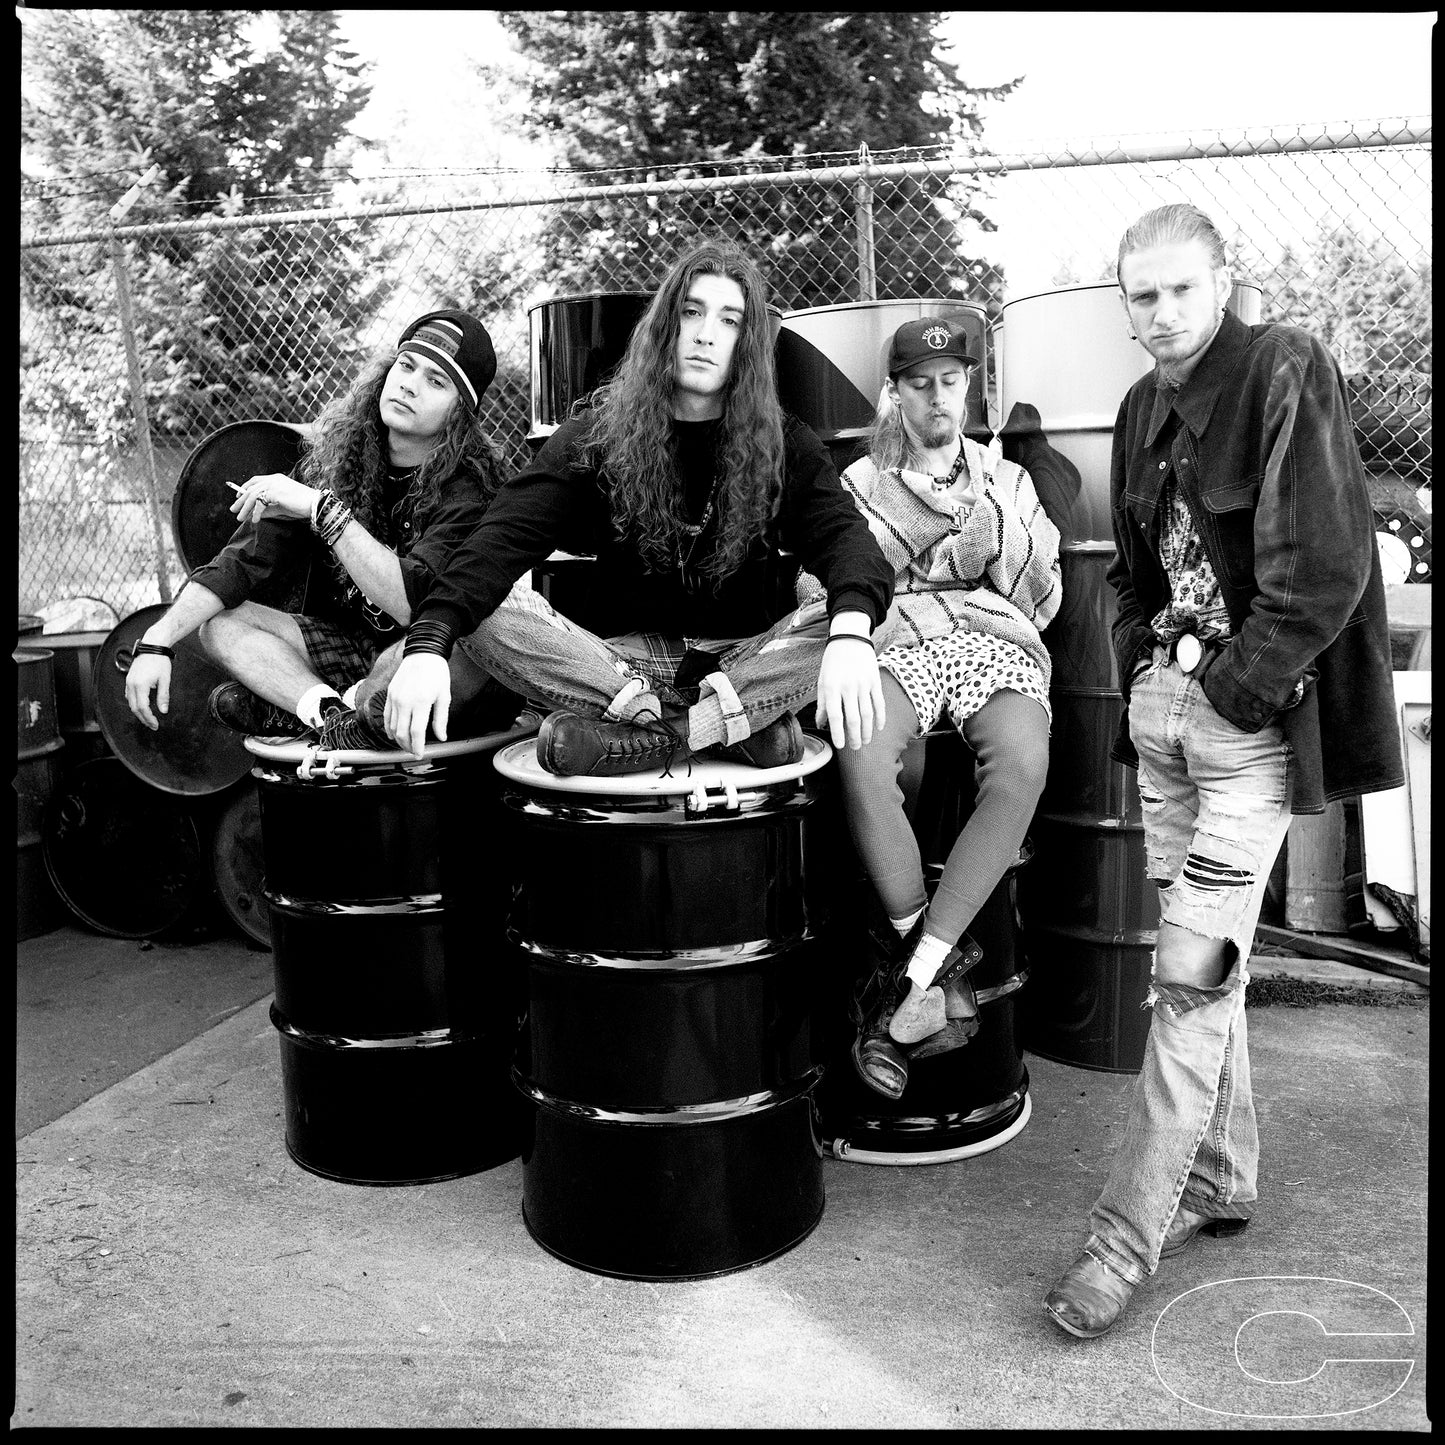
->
[[580, 239, 785, 583], [298, 352, 509, 540]]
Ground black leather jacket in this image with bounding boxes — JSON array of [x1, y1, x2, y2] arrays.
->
[[1108, 311, 1403, 814]]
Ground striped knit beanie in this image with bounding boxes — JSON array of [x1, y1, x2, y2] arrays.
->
[[398, 310, 497, 412]]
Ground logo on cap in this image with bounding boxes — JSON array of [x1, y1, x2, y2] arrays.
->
[[923, 325, 951, 351]]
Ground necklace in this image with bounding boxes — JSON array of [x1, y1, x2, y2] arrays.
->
[[929, 443, 967, 491], [674, 476, 723, 584]]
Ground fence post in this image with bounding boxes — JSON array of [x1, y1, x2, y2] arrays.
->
[[107, 166, 172, 603], [853, 143, 877, 302]]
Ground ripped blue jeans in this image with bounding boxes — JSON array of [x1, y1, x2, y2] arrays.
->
[[1085, 653, 1293, 1286], [455, 581, 841, 746]]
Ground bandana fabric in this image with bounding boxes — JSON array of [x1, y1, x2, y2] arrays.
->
[[398, 309, 497, 411]]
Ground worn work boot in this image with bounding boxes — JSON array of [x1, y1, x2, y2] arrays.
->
[[316, 701, 394, 753], [714, 711, 805, 769], [208, 682, 309, 738], [536, 710, 688, 777]]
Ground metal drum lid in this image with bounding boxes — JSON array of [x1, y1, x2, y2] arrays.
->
[[492, 733, 833, 802], [171, 419, 312, 574], [42, 756, 214, 939], [244, 721, 537, 778], [211, 782, 271, 947], [94, 604, 253, 795]]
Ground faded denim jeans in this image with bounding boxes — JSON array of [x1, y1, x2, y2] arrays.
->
[[1086, 653, 1294, 1287], [455, 579, 851, 745]]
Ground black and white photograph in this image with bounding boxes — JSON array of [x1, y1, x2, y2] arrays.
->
[[17, 8, 1431, 1429]]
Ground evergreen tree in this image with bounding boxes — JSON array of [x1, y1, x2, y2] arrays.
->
[[22, 9, 382, 442], [487, 11, 1018, 310]]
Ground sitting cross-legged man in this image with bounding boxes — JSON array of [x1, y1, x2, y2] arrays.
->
[[797, 318, 1060, 1100], [375, 237, 897, 774], [123, 310, 521, 749]]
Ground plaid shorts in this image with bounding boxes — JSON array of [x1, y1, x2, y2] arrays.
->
[[294, 614, 381, 692]]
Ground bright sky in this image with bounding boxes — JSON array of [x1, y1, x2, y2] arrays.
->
[[337, 10, 1435, 164], [336, 10, 1433, 296]]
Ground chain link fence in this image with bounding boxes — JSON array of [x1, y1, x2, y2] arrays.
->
[[20, 120, 1431, 619]]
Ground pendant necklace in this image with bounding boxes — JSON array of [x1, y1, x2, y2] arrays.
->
[[675, 477, 722, 586]]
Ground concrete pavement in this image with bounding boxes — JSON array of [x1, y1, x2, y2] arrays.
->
[[14, 927, 1429, 1430]]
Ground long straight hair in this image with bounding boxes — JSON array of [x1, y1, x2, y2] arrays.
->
[[581, 238, 786, 581]]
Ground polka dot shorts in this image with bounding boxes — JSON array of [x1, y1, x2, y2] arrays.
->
[[881, 632, 1051, 736]]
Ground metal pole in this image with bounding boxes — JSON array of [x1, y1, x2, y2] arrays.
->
[[853, 144, 876, 302], [107, 162, 172, 603]]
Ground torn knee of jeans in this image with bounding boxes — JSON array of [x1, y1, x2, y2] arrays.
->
[[1146, 944, 1242, 1014], [1179, 849, 1259, 893]]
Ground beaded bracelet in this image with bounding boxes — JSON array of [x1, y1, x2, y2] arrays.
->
[[402, 617, 455, 658]]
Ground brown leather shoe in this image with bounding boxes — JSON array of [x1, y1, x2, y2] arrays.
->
[[1042, 1248, 1138, 1338], [1160, 1205, 1249, 1259]]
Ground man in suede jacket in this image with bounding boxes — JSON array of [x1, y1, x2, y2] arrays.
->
[[1107, 291, 1401, 814], [1042, 202, 1403, 1343]]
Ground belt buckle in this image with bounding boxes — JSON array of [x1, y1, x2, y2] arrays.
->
[[1175, 633, 1203, 673]]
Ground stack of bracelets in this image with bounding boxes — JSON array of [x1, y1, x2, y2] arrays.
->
[[310, 488, 354, 548]]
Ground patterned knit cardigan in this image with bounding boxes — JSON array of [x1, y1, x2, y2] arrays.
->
[[799, 436, 1062, 686]]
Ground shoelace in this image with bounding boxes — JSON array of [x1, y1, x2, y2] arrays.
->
[[608, 715, 690, 778]]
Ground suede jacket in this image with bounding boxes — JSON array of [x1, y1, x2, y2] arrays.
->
[[1108, 310, 1403, 814]]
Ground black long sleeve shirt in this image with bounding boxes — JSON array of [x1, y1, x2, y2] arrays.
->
[[414, 412, 895, 642]]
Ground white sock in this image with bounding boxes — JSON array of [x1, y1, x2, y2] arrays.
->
[[296, 684, 343, 729], [891, 906, 925, 937], [341, 682, 360, 709], [905, 931, 953, 991]]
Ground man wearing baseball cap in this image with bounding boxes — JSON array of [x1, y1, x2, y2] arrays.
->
[[796, 314, 1061, 1101], [124, 307, 521, 749]]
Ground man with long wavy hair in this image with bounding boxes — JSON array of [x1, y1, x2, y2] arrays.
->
[[123, 310, 516, 746], [380, 238, 896, 776]]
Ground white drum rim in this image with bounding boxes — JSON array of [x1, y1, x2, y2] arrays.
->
[[244, 721, 537, 766], [492, 732, 833, 795], [829, 1092, 1032, 1166], [780, 298, 988, 321]]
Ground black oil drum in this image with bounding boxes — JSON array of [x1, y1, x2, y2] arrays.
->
[[16, 648, 66, 939], [815, 726, 1032, 1163], [41, 756, 219, 939], [527, 293, 652, 452], [17, 630, 114, 767], [95, 605, 253, 797], [171, 419, 313, 574], [249, 727, 534, 1186], [776, 299, 991, 474], [494, 737, 834, 1281]]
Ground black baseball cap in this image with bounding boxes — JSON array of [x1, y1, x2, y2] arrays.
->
[[887, 318, 979, 377]]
